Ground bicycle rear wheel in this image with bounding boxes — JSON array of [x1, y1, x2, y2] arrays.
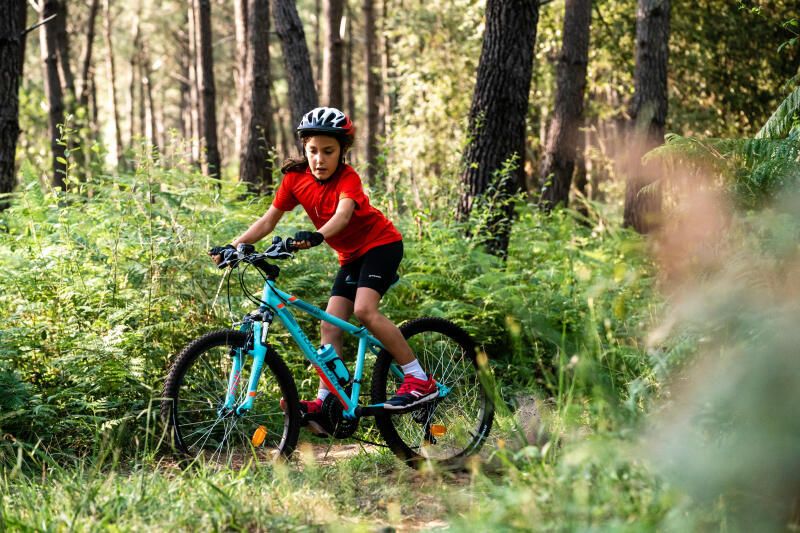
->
[[161, 330, 300, 467], [371, 318, 494, 469]]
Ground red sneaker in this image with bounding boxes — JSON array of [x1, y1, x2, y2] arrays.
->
[[280, 397, 323, 414], [280, 397, 328, 436], [383, 374, 438, 410]]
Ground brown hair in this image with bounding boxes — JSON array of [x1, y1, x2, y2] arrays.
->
[[279, 133, 354, 174]]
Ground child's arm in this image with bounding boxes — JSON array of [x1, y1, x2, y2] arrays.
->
[[294, 198, 356, 249], [233, 206, 285, 247]]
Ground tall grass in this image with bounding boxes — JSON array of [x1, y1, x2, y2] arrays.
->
[[0, 141, 660, 458], [10, 137, 797, 531]]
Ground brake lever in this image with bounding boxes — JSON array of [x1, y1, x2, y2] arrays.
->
[[264, 237, 296, 260], [218, 248, 242, 269]]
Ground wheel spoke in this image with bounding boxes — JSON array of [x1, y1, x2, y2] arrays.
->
[[163, 332, 298, 464], [376, 321, 494, 466]]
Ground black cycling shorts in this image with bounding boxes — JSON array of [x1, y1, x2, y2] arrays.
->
[[330, 240, 403, 301]]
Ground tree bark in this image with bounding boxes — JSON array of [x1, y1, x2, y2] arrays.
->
[[623, 0, 670, 233], [539, 0, 592, 211], [315, 0, 322, 89], [380, 0, 392, 139], [0, 0, 26, 209], [234, 0, 248, 157], [41, 0, 67, 188], [128, 15, 141, 146], [90, 70, 98, 130], [103, 0, 122, 166], [239, 0, 273, 192], [188, 5, 200, 165], [345, 8, 354, 122], [142, 44, 158, 153], [364, 0, 382, 184], [272, 0, 318, 152], [457, 0, 539, 257], [195, 0, 221, 180], [53, 0, 75, 100], [78, 0, 99, 111], [322, 0, 344, 107], [138, 52, 146, 147], [176, 22, 191, 142]]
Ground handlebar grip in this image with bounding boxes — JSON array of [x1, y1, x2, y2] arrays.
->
[[218, 248, 239, 269], [285, 237, 298, 252], [237, 243, 255, 255]]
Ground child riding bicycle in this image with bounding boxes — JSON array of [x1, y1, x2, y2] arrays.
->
[[211, 107, 436, 432]]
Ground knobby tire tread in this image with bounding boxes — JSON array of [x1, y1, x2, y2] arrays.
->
[[371, 317, 494, 469], [160, 329, 300, 461]]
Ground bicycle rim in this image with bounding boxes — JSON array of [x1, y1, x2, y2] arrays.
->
[[165, 331, 298, 467], [374, 318, 493, 467]]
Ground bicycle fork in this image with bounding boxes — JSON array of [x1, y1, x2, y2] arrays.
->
[[220, 312, 273, 416]]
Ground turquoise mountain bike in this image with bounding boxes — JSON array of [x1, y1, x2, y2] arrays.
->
[[160, 237, 494, 469]]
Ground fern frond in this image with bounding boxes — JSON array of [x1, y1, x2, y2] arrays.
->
[[756, 84, 800, 139]]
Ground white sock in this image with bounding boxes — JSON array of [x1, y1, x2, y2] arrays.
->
[[401, 360, 427, 380], [316, 388, 331, 402]]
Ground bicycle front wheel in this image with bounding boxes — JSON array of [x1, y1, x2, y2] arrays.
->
[[161, 330, 300, 467], [371, 318, 494, 469]]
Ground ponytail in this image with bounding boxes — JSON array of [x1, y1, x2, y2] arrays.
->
[[280, 156, 308, 174]]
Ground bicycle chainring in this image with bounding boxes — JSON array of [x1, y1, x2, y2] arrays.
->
[[321, 393, 359, 439]]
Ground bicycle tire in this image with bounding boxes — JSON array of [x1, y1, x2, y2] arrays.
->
[[160, 330, 300, 467], [371, 318, 494, 469]]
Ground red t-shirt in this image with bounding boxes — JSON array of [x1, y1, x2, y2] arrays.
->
[[272, 164, 402, 264]]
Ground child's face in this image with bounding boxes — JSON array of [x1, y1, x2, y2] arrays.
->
[[305, 135, 341, 181]]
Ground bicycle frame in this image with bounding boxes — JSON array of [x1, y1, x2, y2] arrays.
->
[[221, 277, 405, 420]]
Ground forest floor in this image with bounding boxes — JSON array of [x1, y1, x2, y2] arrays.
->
[[146, 440, 474, 532]]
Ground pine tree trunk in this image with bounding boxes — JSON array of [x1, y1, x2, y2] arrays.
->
[[457, 0, 539, 257], [234, 0, 248, 157], [239, 0, 273, 192], [345, 8, 354, 121], [41, 1, 67, 188], [380, 0, 392, 138], [188, 5, 201, 165], [78, 0, 99, 111], [271, 0, 318, 152], [138, 57, 146, 147], [623, 0, 670, 233], [364, 0, 381, 184], [53, 0, 75, 100], [128, 15, 141, 147], [142, 44, 158, 153], [539, 0, 592, 211], [322, 0, 344, 107], [195, 0, 221, 180], [90, 73, 98, 131], [103, 0, 122, 166], [0, 0, 26, 210], [177, 17, 191, 142], [315, 0, 322, 89]]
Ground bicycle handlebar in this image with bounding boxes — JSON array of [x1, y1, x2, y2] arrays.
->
[[214, 236, 297, 271]]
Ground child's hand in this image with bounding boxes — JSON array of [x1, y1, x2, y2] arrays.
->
[[293, 231, 324, 249], [209, 245, 234, 265]]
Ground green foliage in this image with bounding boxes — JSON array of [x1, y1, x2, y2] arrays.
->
[[0, 132, 660, 455], [646, 129, 800, 208], [642, 193, 800, 531], [670, 0, 800, 137], [757, 83, 800, 139], [382, 0, 485, 202]]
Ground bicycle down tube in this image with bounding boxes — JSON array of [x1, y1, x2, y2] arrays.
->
[[227, 278, 404, 420]]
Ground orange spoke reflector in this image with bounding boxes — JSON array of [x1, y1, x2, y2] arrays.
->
[[430, 425, 447, 437], [252, 425, 267, 446]]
